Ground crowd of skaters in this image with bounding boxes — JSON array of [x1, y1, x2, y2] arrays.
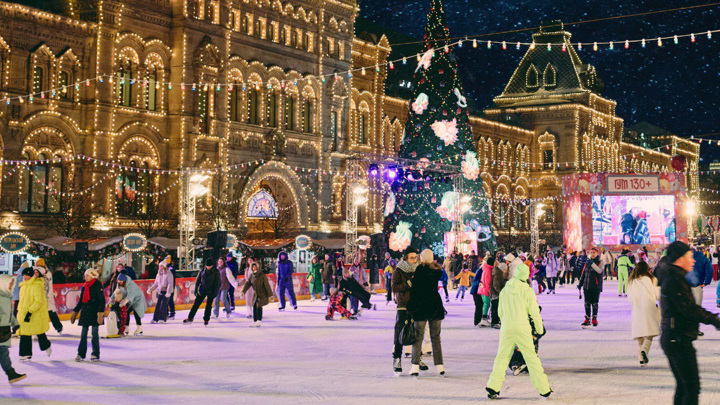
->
[[1, 241, 720, 404]]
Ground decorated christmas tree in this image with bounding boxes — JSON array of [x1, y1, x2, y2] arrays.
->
[[384, 0, 496, 257]]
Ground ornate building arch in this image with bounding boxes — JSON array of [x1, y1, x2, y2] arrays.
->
[[239, 162, 308, 229]]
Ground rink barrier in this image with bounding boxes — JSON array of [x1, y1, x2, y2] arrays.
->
[[53, 270, 386, 320]]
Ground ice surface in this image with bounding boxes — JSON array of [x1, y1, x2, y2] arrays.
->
[[3, 281, 720, 404]]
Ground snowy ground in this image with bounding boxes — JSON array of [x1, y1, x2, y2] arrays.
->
[[3, 280, 720, 404]]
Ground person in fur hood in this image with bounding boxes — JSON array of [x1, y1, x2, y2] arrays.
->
[[391, 247, 418, 374], [407, 249, 446, 377], [276, 251, 297, 311]]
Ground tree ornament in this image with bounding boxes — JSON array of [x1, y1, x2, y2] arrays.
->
[[384, 192, 396, 217], [454, 88, 467, 108], [671, 155, 687, 171], [415, 49, 435, 73], [461, 151, 480, 180], [412, 93, 429, 115], [388, 221, 412, 252], [431, 119, 458, 146]]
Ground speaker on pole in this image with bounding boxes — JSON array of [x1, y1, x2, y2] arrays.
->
[[75, 242, 89, 260], [207, 231, 228, 250], [370, 233, 386, 259]]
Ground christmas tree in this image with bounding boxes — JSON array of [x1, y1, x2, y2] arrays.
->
[[384, 0, 496, 257]]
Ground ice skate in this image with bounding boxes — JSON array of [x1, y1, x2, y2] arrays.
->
[[513, 364, 527, 376], [592, 317, 598, 328], [348, 315, 358, 320], [491, 323, 501, 329], [409, 364, 420, 377], [540, 390, 553, 399], [325, 315, 333, 321], [246, 314, 253, 319], [310, 297, 315, 302], [479, 318, 491, 327], [393, 358, 402, 374], [226, 312, 231, 318], [278, 307, 285, 312], [90, 355, 99, 362], [581, 316, 592, 328], [293, 305, 298, 310], [160, 320, 166, 324], [486, 387, 500, 399], [19, 356, 31, 362], [183, 319, 193, 324], [203, 320, 209, 327], [134, 326, 143, 336], [75, 355, 84, 362], [419, 360, 429, 371], [640, 350, 649, 366], [437, 365, 445, 376], [150, 320, 158, 324], [7, 369, 26, 384], [168, 316, 175, 320], [44, 347, 52, 357]]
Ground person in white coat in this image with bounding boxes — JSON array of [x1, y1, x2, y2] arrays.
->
[[627, 261, 660, 367], [147, 264, 174, 323], [544, 252, 559, 294]]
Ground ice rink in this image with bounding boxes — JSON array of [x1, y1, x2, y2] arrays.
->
[[3, 280, 720, 404]]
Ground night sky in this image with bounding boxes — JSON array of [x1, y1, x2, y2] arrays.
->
[[358, 0, 720, 164]]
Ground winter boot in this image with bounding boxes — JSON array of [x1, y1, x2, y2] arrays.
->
[[7, 369, 26, 384], [581, 316, 591, 328], [419, 360, 429, 371], [486, 387, 500, 399], [409, 364, 420, 377], [134, 326, 143, 336], [393, 358, 402, 374], [592, 317, 598, 328]]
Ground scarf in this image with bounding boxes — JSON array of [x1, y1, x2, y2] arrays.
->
[[82, 278, 97, 303]]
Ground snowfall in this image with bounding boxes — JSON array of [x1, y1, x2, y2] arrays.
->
[[3, 281, 720, 404]]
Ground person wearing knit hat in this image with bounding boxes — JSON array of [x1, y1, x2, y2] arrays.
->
[[116, 274, 146, 336], [486, 263, 551, 399], [183, 258, 221, 326], [11, 262, 33, 323], [391, 247, 419, 374], [406, 248, 446, 377], [656, 241, 720, 405], [17, 265, 52, 361], [71, 267, 105, 361], [0, 274, 27, 383], [579, 248, 604, 328]]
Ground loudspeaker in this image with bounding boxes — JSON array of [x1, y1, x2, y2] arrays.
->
[[207, 231, 228, 250], [75, 242, 89, 260]]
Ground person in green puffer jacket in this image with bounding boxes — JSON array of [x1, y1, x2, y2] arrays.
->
[[486, 263, 552, 400]]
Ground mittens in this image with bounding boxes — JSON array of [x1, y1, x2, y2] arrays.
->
[[97, 312, 104, 326], [24, 312, 32, 323]]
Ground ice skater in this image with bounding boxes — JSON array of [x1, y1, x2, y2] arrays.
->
[[147, 262, 174, 323], [656, 241, 720, 405], [617, 249, 634, 297], [383, 259, 395, 304], [212, 257, 238, 319], [71, 269, 105, 362], [474, 257, 494, 327], [325, 287, 356, 320], [322, 254, 336, 301], [107, 288, 129, 337], [486, 263, 551, 399], [545, 251, 559, 294], [579, 247, 603, 328], [116, 274, 147, 335], [307, 256, 323, 301], [242, 263, 274, 327], [0, 275, 26, 384], [35, 260, 62, 334], [17, 266, 52, 361], [392, 247, 417, 374], [276, 251, 297, 311], [454, 265, 474, 301], [627, 261, 660, 367], [509, 307, 544, 376], [183, 259, 221, 326]]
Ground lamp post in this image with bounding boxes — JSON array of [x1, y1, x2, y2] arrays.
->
[[179, 173, 210, 272], [530, 201, 545, 256]]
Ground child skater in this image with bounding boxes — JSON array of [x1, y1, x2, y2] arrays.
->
[[454, 265, 475, 301], [509, 307, 545, 376], [325, 287, 357, 320], [107, 288, 129, 338]]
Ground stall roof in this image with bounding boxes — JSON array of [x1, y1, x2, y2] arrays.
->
[[313, 239, 347, 250], [148, 237, 180, 250], [240, 239, 294, 250], [39, 236, 174, 252]]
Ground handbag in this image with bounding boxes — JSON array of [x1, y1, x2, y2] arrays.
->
[[396, 316, 417, 346], [0, 326, 10, 343]]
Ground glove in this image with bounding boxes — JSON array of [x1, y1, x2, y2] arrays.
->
[[24, 312, 32, 323], [97, 312, 104, 326], [70, 311, 78, 324]]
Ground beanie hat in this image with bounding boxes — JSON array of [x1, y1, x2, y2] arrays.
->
[[118, 273, 128, 282], [514, 263, 530, 281], [420, 249, 434, 264], [205, 258, 214, 267], [161, 255, 172, 267], [84, 268, 100, 279], [666, 241, 691, 264], [21, 267, 34, 277], [36, 258, 46, 268], [486, 257, 496, 267]]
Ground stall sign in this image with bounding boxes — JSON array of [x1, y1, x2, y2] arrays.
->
[[607, 175, 660, 194], [295, 235, 312, 250], [123, 233, 147, 252], [0, 233, 30, 254]]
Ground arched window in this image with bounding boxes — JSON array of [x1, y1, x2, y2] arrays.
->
[[116, 160, 153, 217], [229, 82, 242, 122], [280, 27, 287, 45], [544, 64, 556, 88], [514, 209, 526, 229], [303, 99, 312, 133], [58, 71, 71, 100], [117, 65, 133, 107], [526, 65, 539, 89], [243, 15, 250, 34], [228, 11, 235, 30], [358, 113, 367, 144], [20, 153, 62, 214], [32, 67, 44, 94], [285, 96, 295, 130], [147, 67, 157, 111], [267, 92, 278, 127], [247, 89, 260, 125], [254, 19, 262, 37], [331, 110, 338, 150], [303, 32, 310, 50], [268, 23, 275, 42]]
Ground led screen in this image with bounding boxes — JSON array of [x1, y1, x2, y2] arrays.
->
[[592, 195, 676, 245]]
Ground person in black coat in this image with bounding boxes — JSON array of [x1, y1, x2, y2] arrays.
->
[[578, 247, 603, 328], [406, 249, 446, 376], [339, 269, 375, 311], [656, 241, 720, 405], [183, 259, 221, 326], [368, 254, 380, 286], [71, 268, 105, 362]]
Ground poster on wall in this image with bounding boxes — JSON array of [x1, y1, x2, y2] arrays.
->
[[592, 195, 676, 245]]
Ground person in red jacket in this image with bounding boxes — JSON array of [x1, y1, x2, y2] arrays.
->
[[472, 257, 494, 327]]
